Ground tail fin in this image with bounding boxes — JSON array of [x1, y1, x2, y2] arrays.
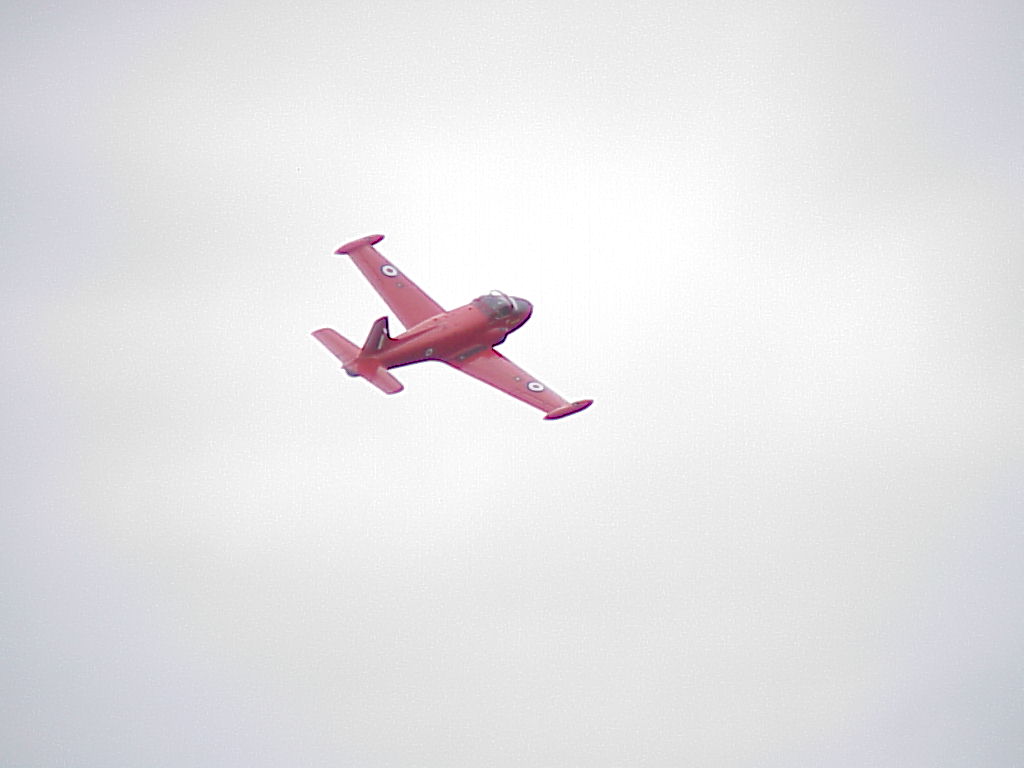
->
[[362, 316, 393, 354], [312, 326, 404, 395]]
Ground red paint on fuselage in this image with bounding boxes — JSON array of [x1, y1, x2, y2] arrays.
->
[[361, 294, 533, 371]]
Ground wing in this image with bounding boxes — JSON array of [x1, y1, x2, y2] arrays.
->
[[335, 235, 445, 330], [447, 349, 593, 420]]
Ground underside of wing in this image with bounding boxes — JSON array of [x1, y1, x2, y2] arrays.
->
[[447, 349, 593, 420], [336, 235, 445, 330]]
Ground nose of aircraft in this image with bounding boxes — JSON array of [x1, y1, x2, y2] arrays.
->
[[513, 297, 532, 324]]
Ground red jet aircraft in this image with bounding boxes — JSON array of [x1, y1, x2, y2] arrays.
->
[[313, 235, 593, 420]]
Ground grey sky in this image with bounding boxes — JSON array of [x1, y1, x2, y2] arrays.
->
[[3, 1, 1022, 766]]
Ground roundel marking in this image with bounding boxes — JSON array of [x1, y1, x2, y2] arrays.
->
[[381, 264, 399, 277], [527, 381, 545, 392]]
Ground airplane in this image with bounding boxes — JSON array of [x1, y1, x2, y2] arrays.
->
[[312, 234, 593, 420]]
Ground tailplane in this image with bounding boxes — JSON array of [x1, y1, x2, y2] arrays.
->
[[354, 363, 403, 394], [311, 326, 404, 395], [312, 328, 360, 367]]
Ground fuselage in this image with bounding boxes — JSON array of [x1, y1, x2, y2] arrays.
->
[[367, 292, 532, 370]]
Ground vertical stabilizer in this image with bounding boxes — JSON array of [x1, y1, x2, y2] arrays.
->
[[362, 316, 393, 354]]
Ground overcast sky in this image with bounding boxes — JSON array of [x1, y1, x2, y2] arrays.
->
[[3, 1, 1023, 765]]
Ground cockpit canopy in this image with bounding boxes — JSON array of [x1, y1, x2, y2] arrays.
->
[[477, 290, 517, 319]]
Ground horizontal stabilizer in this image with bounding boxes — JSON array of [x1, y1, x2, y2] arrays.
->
[[359, 364, 403, 395], [313, 327, 403, 395], [312, 328, 360, 366]]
